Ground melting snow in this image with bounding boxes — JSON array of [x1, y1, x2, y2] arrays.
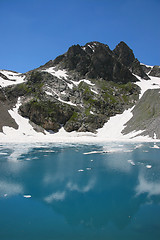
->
[[0, 70, 25, 87], [71, 79, 95, 86], [57, 97, 77, 106], [135, 75, 160, 98], [91, 89, 98, 94], [45, 91, 53, 96], [140, 63, 154, 68], [151, 144, 160, 149], [43, 67, 68, 80]]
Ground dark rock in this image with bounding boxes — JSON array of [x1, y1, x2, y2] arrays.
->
[[19, 99, 74, 132], [149, 65, 160, 77], [113, 41, 149, 80], [0, 72, 9, 80], [51, 41, 138, 84], [0, 101, 18, 132], [113, 41, 135, 67], [141, 64, 152, 74]]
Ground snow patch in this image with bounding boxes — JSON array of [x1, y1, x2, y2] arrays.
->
[[97, 108, 134, 140], [151, 144, 160, 149], [57, 97, 77, 106], [91, 89, 98, 94], [135, 75, 160, 98], [71, 79, 95, 86], [0, 70, 25, 87], [140, 63, 153, 68], [45, 91, 53, 96], [0, 98, 49, 142], [43, 67, 68, 80]]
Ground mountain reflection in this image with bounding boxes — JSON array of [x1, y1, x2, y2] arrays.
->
[[0, 143, 160, 230]]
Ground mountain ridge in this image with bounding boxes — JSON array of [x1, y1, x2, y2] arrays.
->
[[0, 41, 160, 141]]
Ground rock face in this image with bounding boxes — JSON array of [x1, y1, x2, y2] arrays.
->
[[122, 89, 160, 139], [0, 40, 159, 135], [0, 88, 18, 131], [149, 66, 160, 77], [3, 69, 138, 133], [113, 41, 149, 80], [51, 42, 138, 84]]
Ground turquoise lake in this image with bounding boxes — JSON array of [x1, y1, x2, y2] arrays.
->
[[0, 142, 160, 240]]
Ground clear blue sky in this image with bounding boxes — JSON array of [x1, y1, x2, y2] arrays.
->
[[0, 0, 159, 73]]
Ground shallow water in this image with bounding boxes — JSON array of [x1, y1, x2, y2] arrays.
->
[[0, 142, 160, 240]]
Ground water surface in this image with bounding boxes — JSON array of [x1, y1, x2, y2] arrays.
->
[[0, 142, 160, 240]]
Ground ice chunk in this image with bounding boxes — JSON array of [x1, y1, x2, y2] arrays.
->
[[146, 165, 152, 169], [23, 195, 31, 198]]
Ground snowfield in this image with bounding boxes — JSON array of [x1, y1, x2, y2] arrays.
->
[[0, 66, 160, 143], [0, 70, 25, 87]]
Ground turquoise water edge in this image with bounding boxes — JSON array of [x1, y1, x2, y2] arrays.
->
[[0, 142, 160, 240]]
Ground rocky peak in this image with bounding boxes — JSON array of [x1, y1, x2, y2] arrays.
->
[[113, 41, 149, 80], [51, 41, 137, 83], [82, 41, 111, 55], [37, 41, 150, 81], [113, 41, 135, 67]]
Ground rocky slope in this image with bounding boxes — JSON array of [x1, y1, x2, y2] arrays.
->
[[0, 41, 160, 140], [123, 89, 160, 139]]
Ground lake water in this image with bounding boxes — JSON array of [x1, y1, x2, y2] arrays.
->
[[0, 142, 160, 240]]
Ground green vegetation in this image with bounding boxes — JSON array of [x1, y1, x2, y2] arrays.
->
[[84, 107, 91, 116], [28, 71, 44, 84], [69, 111, 79, 121]]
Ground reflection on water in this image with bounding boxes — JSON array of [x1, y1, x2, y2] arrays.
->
[[0, 142, 160, 239]]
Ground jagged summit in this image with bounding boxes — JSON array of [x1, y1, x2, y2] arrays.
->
[[43, 41, 137, 84], [113, 41, 149, 80], [113, 41, 135, 67], [40, 40, 150, 83]]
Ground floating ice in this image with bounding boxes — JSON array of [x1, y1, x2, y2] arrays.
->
[[146, 165, 152, 169], [83, 150, 107, 155], [86, 168, 91, 170], [151, 144, 160, 149], [23, 195, 31, 198], [128, 160, 135, 166]]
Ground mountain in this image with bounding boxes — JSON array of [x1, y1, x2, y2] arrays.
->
[[0, 41, 160, 142]]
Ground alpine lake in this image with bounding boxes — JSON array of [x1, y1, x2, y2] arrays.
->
[[0, 142, 160, 240]]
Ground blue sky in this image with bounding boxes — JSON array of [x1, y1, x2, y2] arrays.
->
[[0, 0, 159, 73]]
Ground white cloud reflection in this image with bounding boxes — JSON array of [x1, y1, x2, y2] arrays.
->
[[135, 174, 160, 197], [0, 180, 23, 197], [44, 191, 66, 203], [67, 178, 95, 193]]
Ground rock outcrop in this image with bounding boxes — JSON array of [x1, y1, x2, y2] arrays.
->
[[113, 41, 149, 80], [49, 42, 138, 84], [149, 66, 160, 77], [122, 89, 160, 139]]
